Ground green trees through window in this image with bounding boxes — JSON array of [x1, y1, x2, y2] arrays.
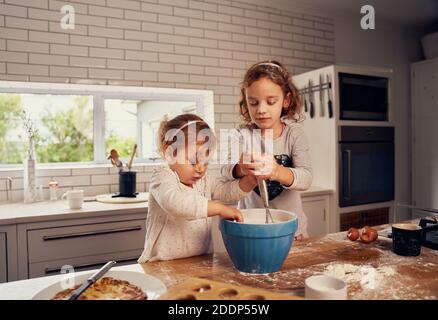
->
[[0, 93, 94, 164], [0, 92, 199, 165]]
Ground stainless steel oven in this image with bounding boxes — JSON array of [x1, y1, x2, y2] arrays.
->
[[339, 126, 394, 207]]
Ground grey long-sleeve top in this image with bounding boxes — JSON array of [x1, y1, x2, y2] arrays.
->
[[220, 120, 313, 237]]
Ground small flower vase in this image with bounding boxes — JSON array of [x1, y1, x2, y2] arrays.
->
[[23, 138, 37, 203]]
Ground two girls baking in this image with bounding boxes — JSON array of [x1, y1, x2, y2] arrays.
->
[[139, 60, 312, 262]]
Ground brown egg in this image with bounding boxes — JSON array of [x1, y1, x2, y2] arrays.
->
[[347, 227, 359, 241], [369, 227, 378, 241], [360, 226, 378, 243]]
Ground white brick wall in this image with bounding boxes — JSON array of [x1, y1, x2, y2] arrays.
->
[[0, 0, 334, 203], [0, 164, 154, 202]]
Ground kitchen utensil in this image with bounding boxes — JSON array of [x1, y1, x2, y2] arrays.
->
[[219, 209, 298, 273], [327, 74, 333, 118], [96, 192, 148, 204], [159, 277, 302, 300], [258, 178, 274, 224], [419, 217, 438, 250], [127, 144, 137, 171], [69, 260, 117, 300], [319, 74, 325, 117], [33, 270, 166, 300], [308, 79, 314, 118], [393, 204, 438, 249], [391, 223, 422, 257], [305, 275, 347, 300], [107, 149, 123, 171], [257, 138, 274, 224], [61, 190, 84, 209], [396, 202, 438, 214], [5, 177, 12, 202], [303, 85, 308, 113], [116, 171, 137, 197]]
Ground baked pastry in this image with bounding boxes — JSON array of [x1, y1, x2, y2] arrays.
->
[[52, 277, 147, 300]]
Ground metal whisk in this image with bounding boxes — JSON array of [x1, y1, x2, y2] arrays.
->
[[258, 138, 274, 224], [258, 178, 274, 224]]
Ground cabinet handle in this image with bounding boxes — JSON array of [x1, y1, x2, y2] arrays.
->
[[44, 257, 139, 275], [323, 208, 326, 221], [42, 225, 143, 241], [342, 149, 352, 200]]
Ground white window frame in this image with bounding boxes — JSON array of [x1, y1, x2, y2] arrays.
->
[[0, 81, 215, 168]]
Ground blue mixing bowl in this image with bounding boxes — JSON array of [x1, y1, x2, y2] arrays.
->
[[219, 209, 298, 274]]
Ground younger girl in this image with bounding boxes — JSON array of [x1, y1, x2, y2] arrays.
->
[[138, 114, 257, 262], [221, 60, 313, 239]]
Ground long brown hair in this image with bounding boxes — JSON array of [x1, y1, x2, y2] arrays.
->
[[157, 113, 215, 159], [239, 60, 302, 124]]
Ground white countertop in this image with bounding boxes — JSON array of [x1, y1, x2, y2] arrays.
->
[[0, 263, 145, 300], [299, 186, 333, 197], [0, 187, 332, 226], [0, 194, 149, 226]]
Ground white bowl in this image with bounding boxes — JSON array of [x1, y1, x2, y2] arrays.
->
[[32, 270, 167, 300], [421, 32, 438, 59], [305, 275, 347, 300]]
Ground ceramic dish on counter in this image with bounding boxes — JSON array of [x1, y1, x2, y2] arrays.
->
[[32, 270, 166, 300]]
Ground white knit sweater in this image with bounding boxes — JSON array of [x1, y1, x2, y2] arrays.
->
[[138, 165, 250, 262]]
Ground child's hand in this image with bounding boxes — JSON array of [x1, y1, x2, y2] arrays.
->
[[220, 205, 244, 222], [294, 234, 307, 241], [238, 153, 279, 180], [207, 201, 244, 222], [238, 153, 269, 175]]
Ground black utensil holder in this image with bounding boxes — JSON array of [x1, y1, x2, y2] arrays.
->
[[119, 171, 136, 197]]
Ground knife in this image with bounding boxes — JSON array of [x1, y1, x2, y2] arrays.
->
[[327, 74, 333, 118], [319, 74, 324, 117], [308, 79, 314, 119], [69, 260, 117, 300], [303, 85, 308, 113]]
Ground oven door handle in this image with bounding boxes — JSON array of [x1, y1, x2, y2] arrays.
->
[[344, 149, 352, 200]]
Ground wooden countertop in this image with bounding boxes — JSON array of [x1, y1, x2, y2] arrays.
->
[[1, 224, 436, 300], [138, 228, 438, 300]]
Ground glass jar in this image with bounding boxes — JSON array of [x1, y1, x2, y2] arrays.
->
[[49, 178, 58, 201]]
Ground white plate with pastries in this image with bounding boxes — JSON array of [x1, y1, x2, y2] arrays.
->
[[32, 270, 167, 300]]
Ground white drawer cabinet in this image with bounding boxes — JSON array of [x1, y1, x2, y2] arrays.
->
[[0, 225, 18, 283], [27, 219, 145, 263], [29, 250, 141, 278], [0, 233, 6, 283], [302, 195, 330, 236], [17, 212, 147, 280]]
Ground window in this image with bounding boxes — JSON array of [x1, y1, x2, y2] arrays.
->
[[104, 99, 198, 160], [0, 93, 93, 164], [104, 99, 138, 159], [0, 82, 214, 166]]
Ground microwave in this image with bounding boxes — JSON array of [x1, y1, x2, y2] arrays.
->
[[339, 72, 389, 121]]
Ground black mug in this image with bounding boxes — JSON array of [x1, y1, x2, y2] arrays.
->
[[119, 171, 136, 197], [392, 223, 422, 256]]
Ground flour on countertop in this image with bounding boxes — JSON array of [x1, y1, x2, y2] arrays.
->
[[322, 263, 396, 289]]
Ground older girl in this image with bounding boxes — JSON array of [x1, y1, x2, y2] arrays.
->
[[221, 60, 313, 239]]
